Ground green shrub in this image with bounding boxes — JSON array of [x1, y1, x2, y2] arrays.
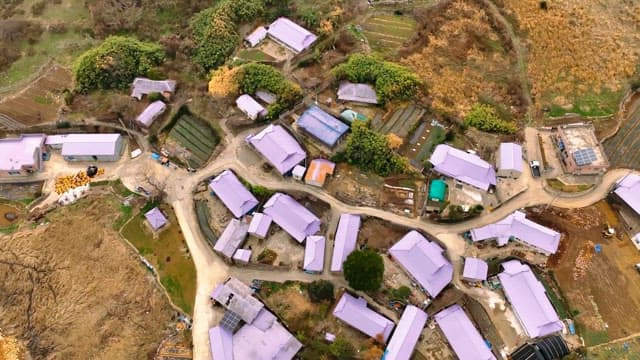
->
[[390, 286, 411, 300], [31, 1, 46, 16], [339, 122, 407, 176], [332, 54, 420, 104], [464, 103, 517, 134], [236, 63, 302, 119], [147, 92, 164, 102], [73, 36, 165, 93], [307, 280, 334, 303]]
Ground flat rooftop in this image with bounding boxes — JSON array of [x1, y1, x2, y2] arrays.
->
[[558, 125, 608, 167]]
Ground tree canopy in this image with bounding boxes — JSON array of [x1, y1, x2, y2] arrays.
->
[[464, 103, 517, 134], [307, 280, 334, 303], [339, 122, 407, 177], [73, 36, 165, 93], [332, 54, 420, 104], [343, 249, 384, 292]]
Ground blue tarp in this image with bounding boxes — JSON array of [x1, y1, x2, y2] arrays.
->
[[297, 105, 349, 147]]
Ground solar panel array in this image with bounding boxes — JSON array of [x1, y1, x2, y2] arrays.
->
[[220, 310, 242, 331], [573, 148, 597, 166]]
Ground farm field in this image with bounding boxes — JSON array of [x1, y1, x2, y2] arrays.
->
[[361, 13, 416, 57], [604, 94, 640, 168], [501, 0, 639, 116], [236, 49, 276, 62], [529, 202, 640, 346], [0, 65, 71, 128], [588, 336, 640, 359], [167, 110, 220, 168], [0, 195, 173, 358], [121, 203, 197, 314], [401, 0, 523, 119]]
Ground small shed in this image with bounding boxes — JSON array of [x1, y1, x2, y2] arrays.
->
[[236, 94, 266, 120], [255, 90, 276, 104], [145, 207, 168, 231], [292, 165, 306, 181], [304, 159, 335, 187], [304, 235, 325, 273], [497, 143, 523, 178], [245, 26, 267, 47], [248, 213, 272, 239], [233, 249, 252, 264], [429, 179, 447, 202], [337, 82, 378, 104], [462, 257, 488, 283], [136, 100, 166, 128], [339, 109, 368, 125]]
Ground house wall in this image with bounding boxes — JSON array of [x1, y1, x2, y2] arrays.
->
[[63, 137, 124, 162]]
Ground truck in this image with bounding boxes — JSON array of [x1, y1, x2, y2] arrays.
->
[[530, 160, 541, 177]]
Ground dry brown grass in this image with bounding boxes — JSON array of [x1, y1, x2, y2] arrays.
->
[[502, 0, 640, 105], [402, 0, 522, 119]]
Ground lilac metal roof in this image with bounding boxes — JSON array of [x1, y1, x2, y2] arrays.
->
[[210, 278, 264, 323], [209, 326, 234, 360], [209, 170, 259, 218], [144, 207, 167, 231], [136, 100, 166, 127], [429, 144, 497, 191], [330, 213, 361, 272], [384, 305, 428, 360], [214, 219, 249, 258], [470, 211, 561, 254], [248, 213, 272, 238], [233, 248, 252, 264], [0, 134, 45, 171], [498, 143, 523, 172], [463, 257, 488, 281], [246, 124, 306, 175], [267, 17, 317, 53], [615, 173, 640, 215], [498, 260, 564, 338], [232, 312, 303, 360], [435, 305, 497, 360], [297, 105, 349, 147], [245, 26, 267, 47], [131, 78, 176, 100], [253, 308, 277, 331], [389, 231, 453, 298], [60, 133, 122, 156], [263, 193, 321, 243], [304, 235, 325, 272], [333, 293, 395, 343], [236, 94, 266, 120], [337, 82, 378, 104], [256, 90, 277, 104]]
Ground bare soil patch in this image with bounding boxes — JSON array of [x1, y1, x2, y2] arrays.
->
[[529, 201, 640, 345], [358, 216, 409, 251], [0, 195, 174, 359]]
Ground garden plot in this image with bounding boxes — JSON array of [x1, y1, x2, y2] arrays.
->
[[604, 94, 640, 168], [362, 14, 416, 56], [400, 118, 446, 170], [166, 112, 220, 168]]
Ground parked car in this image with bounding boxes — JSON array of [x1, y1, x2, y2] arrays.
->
[[530, 160, 541, 177]]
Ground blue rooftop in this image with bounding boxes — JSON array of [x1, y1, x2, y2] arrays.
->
[[297, 105, 349, 147]]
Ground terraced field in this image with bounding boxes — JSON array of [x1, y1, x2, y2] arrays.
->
[[372, 104, 425, 138], [168, 114, 219, 167], [603, 94, 640, 168], [362, 14, 416, 56]]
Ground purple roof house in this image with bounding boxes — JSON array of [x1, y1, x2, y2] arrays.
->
[[498, 260, 564, 338], [435, 305, 497, 360], [263, 193, 321, 243], [333, 293, 395, 343], [267, 17, 317, 53], [233, 249, 252, 264], [131, 78, 176, 100], [304, 235, 325, 273], [245, 26, 267, 47], [144, 207, 168, 231], [470, 210, 561, 254], [60, 133, 123, 160], [384, 305, 428, 360], [246, 124, 307, 175], [337, 82, 378, 104], [0, 134, 46, 175], [209, 326, 234, 360], [330, 213, 361, 272], [209, 170, 259, 218], [214, 219, 250, 259], [429, 144, 497, 191], [136, 100, 166, 128], [296, 105, 349, 147], [236, 94, 267, 120], [615, 173, 640, 215], [389, 231, 453, 298], [210, 277, 264, 323], [248, 213, 272, 239], [497, 143, 523, 178], [462, 257, 488, 282]]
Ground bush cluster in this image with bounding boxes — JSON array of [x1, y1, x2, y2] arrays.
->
[[332, 54, 420, 104], [464, 103, 517, 134], [190, 0, 264, 71], [73, 36, 165, 93], [235, 63, 302, 119]]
